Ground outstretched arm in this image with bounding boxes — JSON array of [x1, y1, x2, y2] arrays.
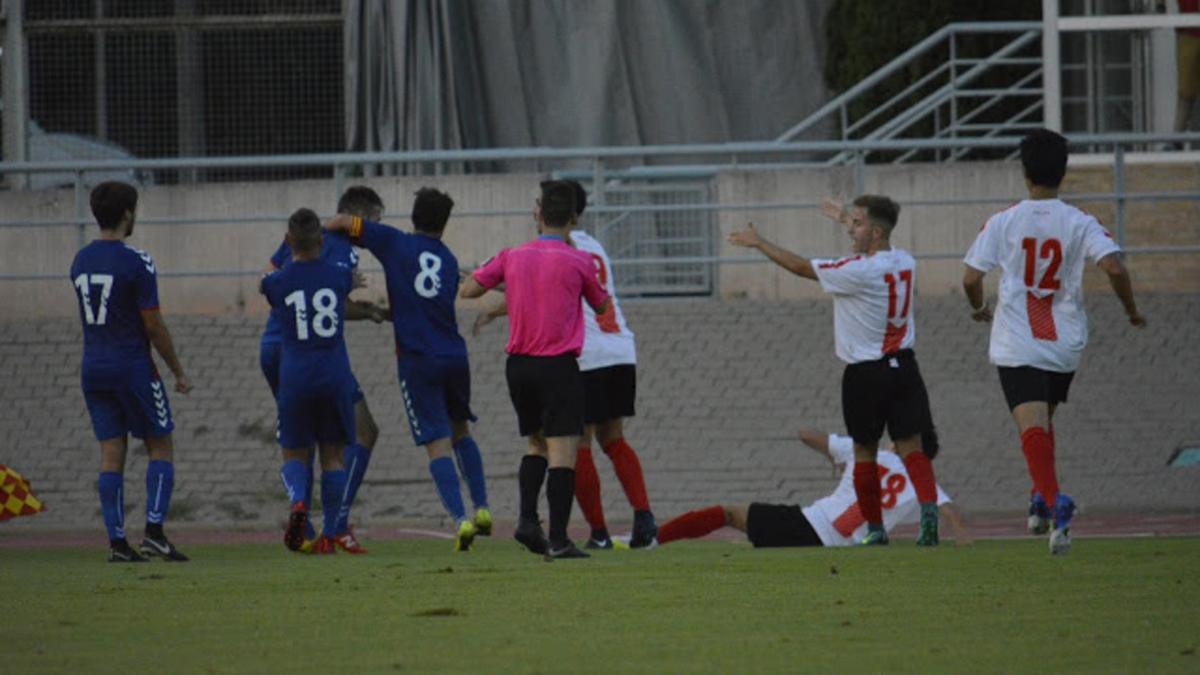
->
[[1097, 253, 1146, 327], [962, 266, 992, 322], [820, 198, 850, 227], [460, 276, 488, 299], [141, 309, 192, 394], [798, 428, 839, 478], [939, 502, 973, 546], [728, 223, 816, 280], [325, 213, 355, 234]]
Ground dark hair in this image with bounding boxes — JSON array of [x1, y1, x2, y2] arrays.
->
[[852, 194, 900, 233], [538, 180, 577, 228], [90, 181, 139, 231], [337, 186, 384, 219], [564, 179, 588, 216], [288, 207, 322, 252], [921, 427, 940, 461], [411, 187, 454, 233], [1020, 129, 1068, 189]]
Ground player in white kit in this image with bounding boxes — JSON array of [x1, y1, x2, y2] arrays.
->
[[963, 129, 1145, 555], [730, 195, 943, 546], [655, 428, 971, 547]]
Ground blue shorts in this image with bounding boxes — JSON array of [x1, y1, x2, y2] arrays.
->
[[398, 354, 477, 446], [261, 339, 364, 404], [276, 379, 358, 449], [83, 370, 175, 441]]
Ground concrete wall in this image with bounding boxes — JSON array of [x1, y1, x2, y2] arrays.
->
[[2, 160, 1197, 318], [2, 293, 1198, 535]]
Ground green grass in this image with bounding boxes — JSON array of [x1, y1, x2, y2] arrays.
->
[[3, 537, 1199, 674]]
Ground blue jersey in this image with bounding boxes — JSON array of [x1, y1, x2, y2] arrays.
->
[[69, 240, 159, 384], [260, 258, 355, 391], [354, 219, 467, 357], [261, 231, 358, 345]]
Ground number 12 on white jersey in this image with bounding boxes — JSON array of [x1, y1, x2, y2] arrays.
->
[[284, 288, 338, 340]]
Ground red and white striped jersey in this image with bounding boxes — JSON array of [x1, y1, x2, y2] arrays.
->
[[965, 199, 1120, 373], [813, 249, 918, 364]]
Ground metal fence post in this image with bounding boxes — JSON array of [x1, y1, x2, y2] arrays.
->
[[854, 152, 866, 196], [74, 171, 87, 248], [334, 163, 346, 208], [1114, 143, 1126, 248], [591, 158, 606, 209]]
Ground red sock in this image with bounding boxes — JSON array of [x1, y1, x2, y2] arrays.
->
[[853, 461, 883, 526], [602, 438, 650, 511], [902, 451, 938, 505], [574, 447, 607, 532], [1020, 426, 1059, 508], [658, 506, 726, 544]]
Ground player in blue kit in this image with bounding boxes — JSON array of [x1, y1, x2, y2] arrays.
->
[[259, 187, 386, 554], [70, 181, 192, 563], [260, 208, 358, 555], [326, 188, 491, 552]]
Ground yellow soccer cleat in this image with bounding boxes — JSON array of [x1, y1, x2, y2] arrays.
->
[[454, 520, 478, 552], [473, 507, 493, 536], [298, 538, 316, 554]]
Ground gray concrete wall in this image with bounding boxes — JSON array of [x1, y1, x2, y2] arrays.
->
[[4, 160, 1197, 318], [2, 293, 1197, 536]]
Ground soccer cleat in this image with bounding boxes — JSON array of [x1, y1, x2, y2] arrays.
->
[[513, 518, 549, 555], [334, 529, 369, 555], [284, 502, 309, 552], [473, 507, 493, 537], [1049, 494, 1076, 556], [455, 520, 478, 552], [546, 541, 591, 560], [311, 535, 337, 555], [584, 536, 614, 550], [298, 538, 316, 554], [916, 503, 939, 547], [630, 510, 658, 549], [108, 539, 149, 563], [860, 528, 890, 546], [140, 535, 190, 561], [1027, 493, 1052, 535]]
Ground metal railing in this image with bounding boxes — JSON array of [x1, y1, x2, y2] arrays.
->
[[2, 133, 1199, 295]]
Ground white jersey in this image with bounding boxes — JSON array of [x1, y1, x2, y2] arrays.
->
[[964, 199, 1120, 373], [802, 434, 951, 547], [813, 249, 918, 364], [571, 231, 637, 371]]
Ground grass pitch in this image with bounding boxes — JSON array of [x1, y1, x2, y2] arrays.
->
[[4, 536, 1198, 674]]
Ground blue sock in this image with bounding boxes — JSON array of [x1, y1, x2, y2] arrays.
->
[[98, 472, 125, 542], [336, 444, 372, 533], [320, 470, 348, 539], [303, 454, 317, 539], [453, 437, 489, 509], [145, 460, 174, 526], [429, 457, 466, 524], [280, 459, 309, 508]]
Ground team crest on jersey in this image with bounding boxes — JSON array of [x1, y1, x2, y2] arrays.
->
[[126, 245, 156, 274]]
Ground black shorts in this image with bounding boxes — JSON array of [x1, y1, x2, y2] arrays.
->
[[746, 503, 824, 548], [505, 354, 585, 438], [581, 364, 637, 424], [841, 349, 932, 446], [997, 366, 1075, 410]]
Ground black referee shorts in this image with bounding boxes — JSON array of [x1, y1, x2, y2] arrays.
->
[[505, 354, 585, 438], [997, 366, 1075, 411], [581, 364, 637, 424], [746, 503, 824, 548], [841, 349, 932, 447]]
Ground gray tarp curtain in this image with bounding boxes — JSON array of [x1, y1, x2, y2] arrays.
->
[[345, 0, 832, 168]]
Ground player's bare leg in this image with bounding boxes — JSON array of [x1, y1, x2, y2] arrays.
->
[[451, 420, 491, 538], [139, 433, 187, 561], [852, 442, 888, 545], [544, 435, 588, 559], [1012, 401, 1074, 554], [893, 434, 939, 546], [98, 436, 146, 562], [515, 433, 550, 554], [596, 417, 657, 548]]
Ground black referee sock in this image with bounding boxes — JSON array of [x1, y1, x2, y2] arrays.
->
[[546, 467, 576, 547], [518, 455, 549, 522]]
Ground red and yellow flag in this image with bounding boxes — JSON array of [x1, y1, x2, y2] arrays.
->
[[0, 464, 46, 521]]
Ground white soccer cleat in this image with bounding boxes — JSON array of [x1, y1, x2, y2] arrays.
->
[[1049, 527, 1071, 555]]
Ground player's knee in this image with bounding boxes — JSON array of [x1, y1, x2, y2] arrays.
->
[[450, 421, 471, 444], [359, 418, 379, 449], [595, 419, 623, 446]]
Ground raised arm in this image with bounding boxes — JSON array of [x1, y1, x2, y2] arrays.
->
[[473, 300, 508, 336], [141, 309, 192, 394], [1096, 253, 1146, 327], [325, 213, 355, 234], [938, 502, 973, 546], [798, 428, 839, 477], [962, 266, 992, 322], [728, 222, 816, 280]]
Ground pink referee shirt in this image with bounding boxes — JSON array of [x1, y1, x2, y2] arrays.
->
[[473, 235, 609, 357]]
